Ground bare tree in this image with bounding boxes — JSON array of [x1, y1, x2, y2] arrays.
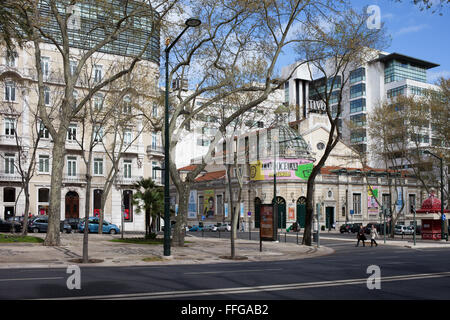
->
[[296, 7, 388, 245], [23, 0, 174, 246]]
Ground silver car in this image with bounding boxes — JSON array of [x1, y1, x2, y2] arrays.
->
[[217, 223, 231, 231], [394, 225, 414, 235]]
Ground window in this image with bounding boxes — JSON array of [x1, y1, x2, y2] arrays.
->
[[353, 193, 361, 214], [44, 86, 50, 105], [67, 156, 77, 176], [152, 161, 157, 180], [4, 187, 15, 202], [350, 114, 366, 127], [67, 124, 77, 141], [6, 51, 17, 67], [4, 154, 15, 174], [350, 67, 365, 84], [38, 188, 49, 203], [216, 194, 223, 215], [350, 130, 367, 143], [123, 129, 132, 145], [94, 93, 103, 111], [41, 57, 50, 79], [123, 160, 132, 178], [123, 190, 133, 222], [39, 123, 49, 139], [151, 133, 157, 149], [4, 81, 15, 101], [257, 121, 264, 128], [4, 118, 15, 136], [350, 98, 366, 113], [384, 60, 427, 84], [38, 155, 50, 173], [152, 104, 158, 117], [317, 142, 325, 150], [70, 60, 77, 76], [94, 125, 104, 142], [93, 158, 103, 175], [123, 95, 132, 114], [94, 65, 102, 82], [387, 85, 406, 98], [72, 90, 78, 109], [350, 83, 365, 99]]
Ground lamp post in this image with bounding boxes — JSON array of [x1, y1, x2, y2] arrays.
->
[[164, 18, 201, 256], [424, 150, 445, 240]]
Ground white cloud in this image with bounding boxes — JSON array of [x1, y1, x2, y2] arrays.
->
[[428, 70, 450, 83], [393, 24, 429, 36]]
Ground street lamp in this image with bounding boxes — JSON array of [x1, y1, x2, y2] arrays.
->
[[423, 150, 445, 240], [164, 18, 201, 256]]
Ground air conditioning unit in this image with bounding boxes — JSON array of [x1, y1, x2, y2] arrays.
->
[[172, 78, 188, 91]]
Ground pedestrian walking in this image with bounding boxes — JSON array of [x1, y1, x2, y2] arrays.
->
[[355, 225, 366, 247], [370, 225, 378, 247]]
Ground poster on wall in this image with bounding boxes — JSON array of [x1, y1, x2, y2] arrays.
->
[[260, 204, 276, 241], [203, 190, 215, 218], [396, 187, 403, 213], [368, 186, 379, 215], [224, 203, 228, 218], [250, 159, 314, 181], [188, 190, 197, 219], [240, 203, 244, 217], [288, 204, 296, 221]]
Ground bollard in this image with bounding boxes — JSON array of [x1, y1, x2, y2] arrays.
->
[[218, 229, 221, 238], [297, 231, 299, 244], [285, 232, 287, 243]]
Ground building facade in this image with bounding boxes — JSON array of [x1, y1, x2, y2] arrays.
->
[[0, 1, 162, 232]]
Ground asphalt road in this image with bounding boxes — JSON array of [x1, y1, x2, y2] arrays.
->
[[1, 233, 450, 301]]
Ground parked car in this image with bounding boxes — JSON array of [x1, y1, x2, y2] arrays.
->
[[0, 219, 22, 232], [339, 223, 352, 233], [78, 217, 120, 234], [394, 225, 414, 235], [203, 224, 218, 232], [6, 216, 25, 227], [350, 223, 363, 233], [189, 225, 203, 232], [217, 223, 231, 232], [64, 218, 80, 232], [28, 216, 72, 233], [364, 223, 380, 234]]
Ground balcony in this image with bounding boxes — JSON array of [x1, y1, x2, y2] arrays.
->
[[146, 145, 164, 157], [0, 135, 19, 147], [115, 175, 143, 185], [0, 173, 22, 182], [62, 173, 86, 184]]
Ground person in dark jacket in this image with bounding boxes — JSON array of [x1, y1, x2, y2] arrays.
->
[[355, 225, 367, 247]]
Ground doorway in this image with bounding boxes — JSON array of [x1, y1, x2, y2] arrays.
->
[[65, 191, 79, 219], [326, 206, 335, 229], [296, 196, 307, 228]]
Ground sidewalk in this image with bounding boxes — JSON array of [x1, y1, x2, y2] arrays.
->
[[317, 235, 450, 248], [0, 233, 334, 269]]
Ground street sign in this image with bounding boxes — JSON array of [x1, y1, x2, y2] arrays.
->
[[350, 210, 354, 215], [201, 215, 205, 220], [248, 211, 251, 217], [442, 214, 446, 221]]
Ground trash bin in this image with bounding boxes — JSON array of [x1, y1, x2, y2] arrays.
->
[[313, 232, 318, 242]]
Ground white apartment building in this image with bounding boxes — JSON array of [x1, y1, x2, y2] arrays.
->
[[281, 51, 440, 169], [0, 1, 163, 232]]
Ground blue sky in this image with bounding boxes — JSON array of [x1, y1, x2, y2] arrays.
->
[[277, 0, 450, 84]]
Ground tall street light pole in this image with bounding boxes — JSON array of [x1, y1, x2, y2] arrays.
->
[[424, 150, 445, 240], [164, 18, 201, 256]]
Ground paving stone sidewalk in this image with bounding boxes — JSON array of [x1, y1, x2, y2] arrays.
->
[[0, 233, 334, 269]]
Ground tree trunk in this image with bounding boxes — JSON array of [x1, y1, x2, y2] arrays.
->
[[302, 174, 316, 246], [172, 185, 189, 247], [44, 136, 65, 246], [226, 165, 238, 258], [21, 183, 30, 236], [82, 174, 92, 263]]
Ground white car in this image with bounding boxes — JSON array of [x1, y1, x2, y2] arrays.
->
[[394, 225, 414, 235], [203, 224, 218, 232], [217, 223, 231, 231]]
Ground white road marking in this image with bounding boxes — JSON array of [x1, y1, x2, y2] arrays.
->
[[184, 268, 282, 275], [0, 277, 63, 282], [40, 271, 450, 300]]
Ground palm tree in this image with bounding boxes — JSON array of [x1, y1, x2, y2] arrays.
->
[[132, 178, 163, 237]]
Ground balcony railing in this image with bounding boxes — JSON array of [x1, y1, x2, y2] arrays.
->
[[0, 135, 18, 146], [146, 145, 164, 155], [115, 175, 143, 185], [0, 173, 22, 182], [62, 173, 86, 184]]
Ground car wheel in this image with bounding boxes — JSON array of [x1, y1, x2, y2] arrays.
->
[[109, 229, 116, 235], [33, 228, 39, 233]]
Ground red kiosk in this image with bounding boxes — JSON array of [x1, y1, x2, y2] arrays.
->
[[416, 193, 449, 240]]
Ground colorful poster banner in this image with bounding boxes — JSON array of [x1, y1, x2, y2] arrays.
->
[[188, 190, 197, 219], [368, 186, 379, 215], [240, 203, 244, 217], [224, 203, 228, 218], [288, 204, 296, 221], [203, 190, 215, 218], [250, 159, 313, 181], [396, 187, 403, 213], [260, 204, 275, 241]]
